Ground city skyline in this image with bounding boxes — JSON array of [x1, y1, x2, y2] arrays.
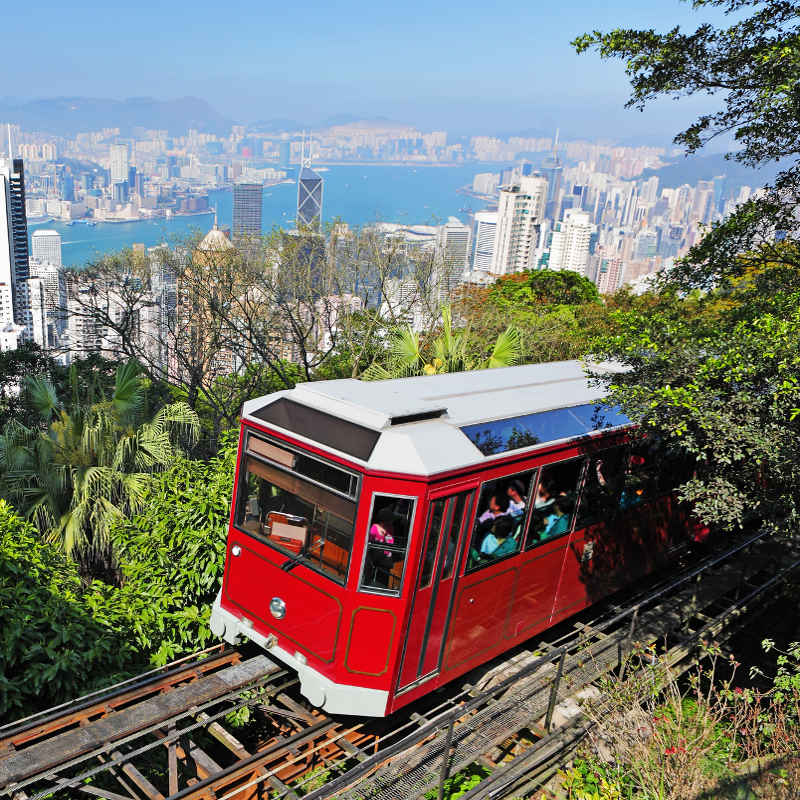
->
[[4, 0, 732, 141]]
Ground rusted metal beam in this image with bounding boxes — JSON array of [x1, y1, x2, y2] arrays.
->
[[0, 651, 240, 754], [0, 657, 275, 790]]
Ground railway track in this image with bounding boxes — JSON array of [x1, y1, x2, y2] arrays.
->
[[2, 526, 797, 800]]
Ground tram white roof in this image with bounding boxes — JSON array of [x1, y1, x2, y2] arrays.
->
[[241, 361, 630, 477]]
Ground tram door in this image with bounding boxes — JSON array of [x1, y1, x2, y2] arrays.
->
[[397, 490, 474, 690]]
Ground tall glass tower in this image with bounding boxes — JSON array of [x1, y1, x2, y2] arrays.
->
[[297, 166, 323, 230], [232, 182, 263, 237]]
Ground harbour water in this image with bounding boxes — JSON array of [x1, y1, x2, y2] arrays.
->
[[28, 164, 497, 268]]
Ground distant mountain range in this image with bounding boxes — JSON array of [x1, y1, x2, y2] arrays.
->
[[0, 96, 233, 137]]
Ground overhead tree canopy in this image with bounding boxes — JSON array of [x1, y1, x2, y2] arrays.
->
[[574, 0, 800, 535]]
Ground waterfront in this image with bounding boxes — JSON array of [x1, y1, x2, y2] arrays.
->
[[28, 164, 499, 268]]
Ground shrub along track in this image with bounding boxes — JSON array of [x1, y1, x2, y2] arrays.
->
[[1, 527, 796, 800]]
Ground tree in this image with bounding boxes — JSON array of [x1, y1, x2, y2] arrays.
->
[[0, 360, 199, 574], [487, 269, 600, 310], [573, 0, 800, 534], [363, 306, 522, 379]]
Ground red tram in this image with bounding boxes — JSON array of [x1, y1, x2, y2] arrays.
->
[[210, 361, 692, 716]]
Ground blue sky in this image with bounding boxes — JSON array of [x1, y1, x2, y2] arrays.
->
[[6, 0, 732, 141]]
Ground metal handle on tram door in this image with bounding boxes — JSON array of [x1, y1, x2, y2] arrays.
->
[[468, 597, 474, 604]]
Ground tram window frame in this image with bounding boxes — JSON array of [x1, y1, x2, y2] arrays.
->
[[358, 492, 418, 597], [234, 430, 362, 586], [524, 458, 586, 550], [574, 447, 628, 530], [464, 467, 538, 574]]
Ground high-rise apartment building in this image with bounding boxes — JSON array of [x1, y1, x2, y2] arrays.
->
[[472, 211, 498, 273], [109, 144, 129, 183], [0, 157, 30, 327], [435, 217, 471, 295], [297, 167, 323, 229], [232, 181, 263, 237], [548, 209, 597, 274], [29, 260, 67, 335], [31, 229, 62, 267], [490, 176, 548, 276]]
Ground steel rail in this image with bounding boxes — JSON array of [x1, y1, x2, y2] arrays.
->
[[0, 643, 236, 742], [14, 671, 295, 800]]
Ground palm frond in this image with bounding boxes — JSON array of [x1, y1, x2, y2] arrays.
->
[[112, 360, 145, 421], [24, 376, 59, 420], [486, 326, 522, 369]]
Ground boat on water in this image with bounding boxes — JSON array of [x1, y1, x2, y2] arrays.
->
[[66, 220, 77, 226]]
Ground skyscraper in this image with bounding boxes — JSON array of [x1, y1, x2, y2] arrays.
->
[[32, 229, 62, 267], [297, 166, 323, 229], [435, 217, 471, 294], [109, 144, 129, 183], [541, 154, 563, 220], [0, 156, 30, 325], [491, 176, 548, 276], [472, 211, 498, 273], [232, 182, 263, 237]]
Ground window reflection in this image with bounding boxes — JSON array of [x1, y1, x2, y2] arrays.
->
[[526, 460, 583, 547], [461, 404, 631, 457]]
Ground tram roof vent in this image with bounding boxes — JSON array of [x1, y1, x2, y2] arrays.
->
[[390, 408, 447, 425]]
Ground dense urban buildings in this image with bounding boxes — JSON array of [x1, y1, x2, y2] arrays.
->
[[0, 112, 768, 358]]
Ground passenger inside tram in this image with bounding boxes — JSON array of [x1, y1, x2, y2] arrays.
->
[[361, 497, 414, 594], [467, 470, 535, 569]]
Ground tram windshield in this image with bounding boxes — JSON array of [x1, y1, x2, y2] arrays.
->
[[236, 447, 357, 585]]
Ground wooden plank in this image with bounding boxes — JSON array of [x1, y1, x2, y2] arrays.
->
[[0, 657, 275, 789]]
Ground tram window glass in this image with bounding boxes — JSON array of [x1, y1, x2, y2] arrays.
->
[[236, 456, 356, 584], [620, 444, 660, 508], [466, 469, 537, 572], [420, 500, 446, 587], [525, 460, 584, 548], [575, 448, 627, 529], [441, 494, 468, 580], [360, 495, 415, 595]]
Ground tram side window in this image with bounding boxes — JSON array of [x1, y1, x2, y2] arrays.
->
[[575, 448, 627, 530], [359, 495, 415, 595], [526, 460, 584, 548], [236, 457, 356, 584], [466, 469, 537, 572]]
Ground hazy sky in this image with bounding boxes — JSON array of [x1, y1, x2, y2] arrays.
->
[[7, 0, 732, 141]]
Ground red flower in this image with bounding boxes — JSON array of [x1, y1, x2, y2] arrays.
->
[[734, 687, 743, 695]]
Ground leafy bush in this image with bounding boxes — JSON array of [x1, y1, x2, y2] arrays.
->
[[110, 435, 237, 664], [0, 501, 146, 717]]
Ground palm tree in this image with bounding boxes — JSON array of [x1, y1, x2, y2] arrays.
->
[[1, 360, 199, 571], [363, 306, 522, 380]]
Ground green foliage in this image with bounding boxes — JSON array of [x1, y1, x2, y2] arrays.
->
[[0, 500, 146, 717], [109, 436, 237, 662], [488, 269, 600, 310], [1, 360, 200, 565], [363, 305, 521, 379], [559, 758, 631, 800], [422, 764, 490, 800]]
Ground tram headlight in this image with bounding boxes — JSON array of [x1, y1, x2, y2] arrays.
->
[[270, 596, 286, 619]]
